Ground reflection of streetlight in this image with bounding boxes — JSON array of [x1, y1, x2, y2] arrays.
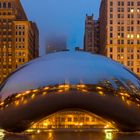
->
[[0, 129, 5, 140], [96, 86, 103, 90], [98, 91, 104, 96], [104, 129, 113, 140], [44, 123, 48, 126], [37, 129, 40, 133], [80, 123, 83, 126], [48, 131, 53, 139], [31, 94, 35, 99], [104, 124, 109, 128]]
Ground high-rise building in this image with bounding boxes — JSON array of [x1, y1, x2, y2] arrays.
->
[[99, 0, 140, 76], [84, 15, 100, 54], [84, 14, 95, 53], [0, 0, 39, 83], [94, 20, 100, 53], [46, 35, 67, 54]]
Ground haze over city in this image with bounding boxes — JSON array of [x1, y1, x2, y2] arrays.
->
[[21, 0, 100, 55]]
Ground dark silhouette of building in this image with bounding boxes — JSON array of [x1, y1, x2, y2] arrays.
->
[[46, 35, 67, 54], [94, 20, 100, 53]]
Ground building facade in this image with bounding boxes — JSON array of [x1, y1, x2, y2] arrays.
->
[[94, 20, 100, 53], [99, 0, 140, 76], [84, 14, 100, 54], [0, 0, 39, 83], [84, 14, 95, 53]]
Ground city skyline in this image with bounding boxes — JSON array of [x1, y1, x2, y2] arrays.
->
[[21, 0, 100, 55], [1, 0, 140, 137]]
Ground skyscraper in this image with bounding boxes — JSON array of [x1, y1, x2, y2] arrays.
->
[[94, 20, 100, 53], [84, 14, 95, 53], [99, 0, 140, 76], [0, 0, 39, 83], [46, 35, 67, 54]]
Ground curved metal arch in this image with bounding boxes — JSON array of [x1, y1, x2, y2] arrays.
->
[[29, 108, 115, 129]]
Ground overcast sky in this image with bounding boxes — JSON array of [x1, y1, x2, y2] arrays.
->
[[21, 0, 100, 55]]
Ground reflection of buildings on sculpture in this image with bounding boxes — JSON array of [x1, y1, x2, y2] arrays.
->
[[29, 110, 114, 131], [0, 52, 140, 133], [75, 47, 84, 52], [46, 35, 68, 54]]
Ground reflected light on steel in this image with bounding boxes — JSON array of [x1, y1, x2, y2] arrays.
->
[[0, 52, 140, 132], [104, 129, 116, 140]]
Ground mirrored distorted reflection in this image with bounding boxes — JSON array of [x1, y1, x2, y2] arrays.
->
[[1, 52, 140, 133], [1, 131, 140, 140]]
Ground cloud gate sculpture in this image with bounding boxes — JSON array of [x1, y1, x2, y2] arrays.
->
[[0, 52, 140, 133]]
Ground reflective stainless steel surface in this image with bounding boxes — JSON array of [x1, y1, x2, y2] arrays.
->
[[1, 131, 140, 140], [0, 52, 140, 132]]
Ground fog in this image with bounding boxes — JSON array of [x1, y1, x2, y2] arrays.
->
[[20, 0, 100, 55]]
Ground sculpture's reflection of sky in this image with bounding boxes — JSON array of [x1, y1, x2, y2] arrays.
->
[[21, 0, 100, 55]]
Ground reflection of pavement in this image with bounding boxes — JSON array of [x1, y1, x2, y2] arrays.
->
[[2, 132, 140, 140]]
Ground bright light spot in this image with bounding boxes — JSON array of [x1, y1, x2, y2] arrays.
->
[[33, 89, 38, 92], [104, 129, 113, 140], [21, 97, 24, 101], [0, 102, 4, 106], [58, 90, 63, 93], [37, 130, 40, 133], [15, 94, 22, 98], [131, 34, 134, 38], [120, 55, 124, 59], [44, 87, 49, 90], [77, 84, 86, 88], [31, 94, 35, 99], [15, 101, 19, 106], [121, 96, 125, 101], [59, 85, 69, 88], [80, 123, 83, 126], [104, 124, 109, 128], [96, 86, 103, 90], [0, 130, 5, 140], [99, 91, 104, 95], [42, 92, 47, 95], [137, 34, 140, 38], [25, 90, 31, 94], [44, 123, 48, 126], [49, 132, 53, 137], [130, 9, 134, 13], [26, 129, 34, 133], [127, 34, 130, 38]]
